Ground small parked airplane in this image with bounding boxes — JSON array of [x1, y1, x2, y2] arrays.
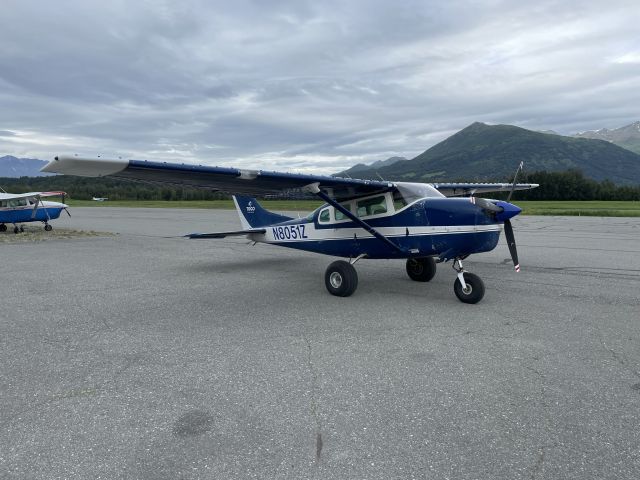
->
[[0, 190, 69, 233], [92, 197, 109, 201], [42, 156, 537, 303]]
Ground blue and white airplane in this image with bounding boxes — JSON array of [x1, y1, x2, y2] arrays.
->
[[42, 156, 538, 303], [0, 190, 69, 233]]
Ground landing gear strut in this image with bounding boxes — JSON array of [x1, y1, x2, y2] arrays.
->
[[452, 258, 485, 304]]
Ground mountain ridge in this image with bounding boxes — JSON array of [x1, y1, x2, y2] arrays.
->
[[0, 155, 51, 177], [336, 122, 640, 185]]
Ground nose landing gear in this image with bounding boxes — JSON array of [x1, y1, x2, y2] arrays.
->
[[452, 258, 485, 304]]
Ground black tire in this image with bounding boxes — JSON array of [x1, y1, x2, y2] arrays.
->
[[0, 224, 6, 232], [454, 272, 485, 304], [325, 260, 358, 297], [406, 257, 437, 282], [19, 225, 24, 232], [13, 226, 19, 234], [44, 224, 52, 231]]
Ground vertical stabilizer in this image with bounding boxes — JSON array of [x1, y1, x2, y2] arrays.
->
[[232, 196, 293, 228]]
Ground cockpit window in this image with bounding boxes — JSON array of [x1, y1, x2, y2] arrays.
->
[[395, 182, 444, 204], [356, 195, 387, 217], [392, 191, 408, 210], [334, 202, 352, 221]]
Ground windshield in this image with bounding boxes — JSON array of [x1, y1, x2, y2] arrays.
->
[[395, 182, 444, 204]]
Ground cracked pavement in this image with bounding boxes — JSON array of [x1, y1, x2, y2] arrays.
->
[[1, 208, 639, 479]]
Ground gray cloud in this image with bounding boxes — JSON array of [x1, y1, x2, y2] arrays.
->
[[1, 0, 638, 173]]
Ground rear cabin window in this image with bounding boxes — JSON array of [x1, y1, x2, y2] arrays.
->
[[356, 196, 388, 217], [319, 208, 330, 223]]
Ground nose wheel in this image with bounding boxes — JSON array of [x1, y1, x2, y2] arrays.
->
[[44, 223, 53, 231], [452, 258, 485, 304]]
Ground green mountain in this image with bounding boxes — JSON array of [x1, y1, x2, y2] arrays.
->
[[573, 121, 640, 155], [338, 123, 640, 185]]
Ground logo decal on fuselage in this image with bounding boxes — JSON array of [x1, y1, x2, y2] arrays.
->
[[272, 224, 308, 241], [246, 201, 256, 213]]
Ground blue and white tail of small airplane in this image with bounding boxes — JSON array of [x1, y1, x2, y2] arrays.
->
[[0, 191, 69, 234], [42, 155, 539, 303], [233, 195, 293, 229]]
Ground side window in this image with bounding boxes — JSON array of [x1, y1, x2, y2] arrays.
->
[[334, 202, 352, 221], [319, 208, 330, 223], [393, 191, 408, 211], [356, 196, 388, 217]]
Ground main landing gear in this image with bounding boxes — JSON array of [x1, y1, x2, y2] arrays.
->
[[0, 223, 6, 232], [323, 255, 485, 304]]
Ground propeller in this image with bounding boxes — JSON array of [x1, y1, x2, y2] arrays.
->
[[472, 161, 524, 272], [503, 219, 520, 272], [504, 161, 524, 271]]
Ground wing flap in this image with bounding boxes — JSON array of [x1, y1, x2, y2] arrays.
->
[[431, 183, 539, 197]]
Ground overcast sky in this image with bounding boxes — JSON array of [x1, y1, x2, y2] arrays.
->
[[1, 0, 638, 173]]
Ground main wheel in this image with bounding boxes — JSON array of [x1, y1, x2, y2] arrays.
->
[[325, 260, 358, 297], [454, 272, 485, 304], [406, 257, 437, 282], [19, 225, 24, 232], [0, 224, 6, 232], [13, 226, 19, 234], [44, 224, 53, 231]]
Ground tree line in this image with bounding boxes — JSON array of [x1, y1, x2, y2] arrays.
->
[[2, 169, 639, 201], [499, 169, 640, 201]]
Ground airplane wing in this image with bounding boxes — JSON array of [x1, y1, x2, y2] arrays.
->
[[0, 191, 66, 200], [41, 156, 538, 199], [42, 156, 394, 200], [431, 183, 538, 197]]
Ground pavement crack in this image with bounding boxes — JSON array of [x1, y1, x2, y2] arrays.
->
[[600, 339, 640, 382], [302, 334, 324, 463]]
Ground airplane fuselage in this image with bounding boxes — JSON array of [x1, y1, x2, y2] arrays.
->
[[0, 200, 66, 224], [246, 197, 504, 260]]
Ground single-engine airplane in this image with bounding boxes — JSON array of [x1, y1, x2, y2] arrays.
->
[[42, 156, 537, 303], [0, 189, 69, 233]]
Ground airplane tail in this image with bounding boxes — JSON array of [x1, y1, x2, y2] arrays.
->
[[232, 195, 293, 228]]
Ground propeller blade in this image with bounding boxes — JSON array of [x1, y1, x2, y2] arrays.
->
[[507, 161, 524, 202], [504, 219, 520, 272]]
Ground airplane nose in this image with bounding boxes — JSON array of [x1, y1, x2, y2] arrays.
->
[[494, 201, 522, 221]]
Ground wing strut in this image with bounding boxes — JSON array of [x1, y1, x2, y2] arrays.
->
[[308, 184, 406, 254]]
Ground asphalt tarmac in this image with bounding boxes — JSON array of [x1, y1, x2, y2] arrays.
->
[[1, 207, 639, 479]]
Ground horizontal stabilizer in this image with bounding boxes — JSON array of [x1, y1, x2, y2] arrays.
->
[[186, 228, 266, 239]]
